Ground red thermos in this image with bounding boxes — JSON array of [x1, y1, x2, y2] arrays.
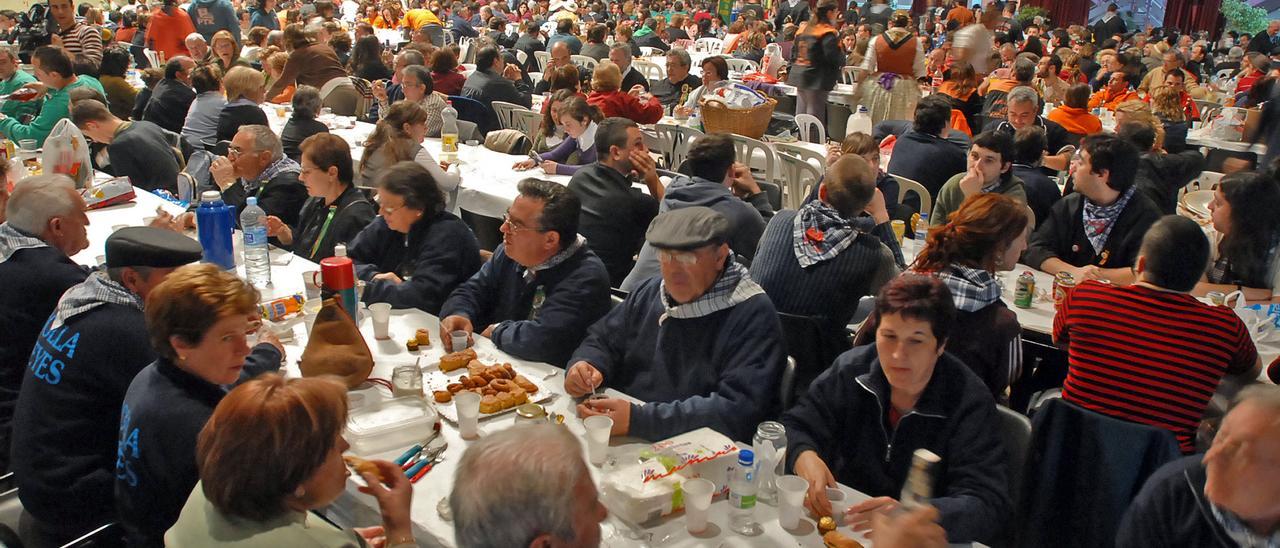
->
[[313, 245, 359, 320]]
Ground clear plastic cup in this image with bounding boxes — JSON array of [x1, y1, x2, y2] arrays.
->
[[450, 330, 470, 351], [682, 477, 715, 534], [776, 475, 809, 530], [369, 302, 392, 340], [582, 415, 613, 466], [825, 488, 849, 525], [455, 392, 481, 439]]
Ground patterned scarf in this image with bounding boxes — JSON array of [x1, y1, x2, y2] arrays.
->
[[935, 265, 1001, 312], [523, 235, 586, 283], [246, 155, 302, 196], [1081, 186, 1135, 254], [659, 261, 764, 324], [0, 223, 48, 263], [793, 200, 858, 268], [1210, 502, 1280, 548], [50, 270, 143, 329]]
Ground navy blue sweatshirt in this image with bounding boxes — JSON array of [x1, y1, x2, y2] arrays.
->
[[782, 345, 1011, 545], [440, 243, 611, 367], [569, 276, 786, 442], [0, 245, 88, 472], [1116, 456, 1236, 548], [12, 302, 153, 534], [348, 211, 482, 314], [115, 350, 281, 547]]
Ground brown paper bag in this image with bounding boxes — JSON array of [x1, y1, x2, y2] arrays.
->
[[300, 298, 374, 388]]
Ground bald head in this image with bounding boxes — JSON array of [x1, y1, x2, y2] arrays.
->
[[550, 41, 571, 67]]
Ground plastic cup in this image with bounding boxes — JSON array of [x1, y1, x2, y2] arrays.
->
[[450, 330, 470, 351], [369, 302, 392, 340], [891, 219, 906, 244], [582, 415, 613, 466], [825, 488, 848, 525], [682, 477, 715, 534], [776, 475, 809, 530], [18, 139, 36, 156], [455, 392, 481, 440]]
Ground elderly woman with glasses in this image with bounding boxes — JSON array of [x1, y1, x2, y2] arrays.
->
[[265, 134, 376, 262], [347, 162, 482, 314]]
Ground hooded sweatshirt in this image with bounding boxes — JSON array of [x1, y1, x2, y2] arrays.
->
[[931, 265, 1022, 400], [187, 0, 239, 44]]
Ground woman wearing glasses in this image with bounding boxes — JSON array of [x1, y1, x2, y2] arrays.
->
[[347, 162, 482, 314], [264, 134, 376, 262]]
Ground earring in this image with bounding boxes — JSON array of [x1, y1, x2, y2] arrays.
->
[[294, 486, 306, 498]]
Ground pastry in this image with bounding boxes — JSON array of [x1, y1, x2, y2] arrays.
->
[[446, 383, 464, 394], [405, 338, 419, 352], [822, 531, 863, 548], [501, 363, 515, 378], [432, 390, 453, 403], [439, 348, 477, 372], [479, 394, 501, 413], [466, 359, 487, 377], [817, 516, 837, 534], [513, 375, 538, 393], [496, 391, 514, 410], [489, 378, 518, 393], [509, 387, 528, 406], [415, 328, 431, 346], [344, 456, 388, 483]]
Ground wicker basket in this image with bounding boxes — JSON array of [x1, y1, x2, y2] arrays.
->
[[701, 95, 777, 139]]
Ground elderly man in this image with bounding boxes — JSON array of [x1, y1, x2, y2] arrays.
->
[[48, 0, 102, 69], [462, 46, 533, 113], [0, 175, 90, 475], [440, 179, 611, 366], [0, 46, 102, 145], [183, 32, 212, 63], [930, 130, 1027, 226], [1088, 70, 1139, 111], [1138, 50, 1203, 98], [0, 46, 37, 121], [10, 228, 204, 547], [447, 1, 479, 42], [451, 424, 608, 547], [564, 207, 787, 442], [650, 47, 702, 111], [621, 134, 773, 292], [567, 117, 663, 285], [209, 125, 308, 230], [372, 49, 426, 111], [1247, 19, 1280, 55], [142, 57, 197, 134], [1022, 133, 1160, 285], [533, 41, 572, 95], [71, 100, 185, 194], [608, 42, 648, 91], [1117, 384, 1280, 545]]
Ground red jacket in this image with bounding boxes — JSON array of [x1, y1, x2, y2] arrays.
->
[[587, 90, 663, 124], [431, 71, 466, 97]]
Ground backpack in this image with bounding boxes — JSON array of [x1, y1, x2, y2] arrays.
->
[[484, 129, 533, 155]]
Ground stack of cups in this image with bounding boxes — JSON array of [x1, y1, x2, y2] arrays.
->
[[683, 478, 715, 535], [582, 415, 613, 466], [776, 475, 809, 530]]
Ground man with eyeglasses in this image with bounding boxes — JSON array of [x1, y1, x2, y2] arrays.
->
[[208, 125, 309, 236], [649, 47, 702, 112], [533, 41, 572, 95], [564, 206, 787, 443], [439, 179, 611, 365]]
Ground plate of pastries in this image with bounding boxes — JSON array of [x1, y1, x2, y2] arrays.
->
[[426, 347, 552, 421]]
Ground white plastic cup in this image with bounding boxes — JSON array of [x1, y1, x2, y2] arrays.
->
[[450, 330, 470, 351], [682, 477, 715, 534], [301, 271, 322, 300], [455, 392, 481, 440], [582, 415, 613, 466], [776, 475, 809, 530], [825, 488, 848, 525], [369, 302, 392, 340]]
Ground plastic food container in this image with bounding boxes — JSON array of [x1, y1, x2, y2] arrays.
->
[[346, 397, 439, 455]]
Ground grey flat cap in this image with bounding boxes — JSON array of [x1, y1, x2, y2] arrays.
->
[[644, 206, 730, 251]]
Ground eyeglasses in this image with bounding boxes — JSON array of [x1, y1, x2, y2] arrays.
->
[[502, 212, 545, 233], [656, 249, 699, 265], [227, 145, 255, 158], [379, 200, 406, 216]]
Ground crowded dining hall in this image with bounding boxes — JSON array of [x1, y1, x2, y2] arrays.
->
[[0, 0, 1279, 545]]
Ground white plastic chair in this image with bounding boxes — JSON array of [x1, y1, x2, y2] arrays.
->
[[730, 134, 778, 185], [724, 58, 758, 74], [776, 150, 822, 209], [515, 49, 528, 66], [571, 55, 598, 71], [1214, 68, 1235, 82], [144, 48, 161, 67], [793, 114, 826, 144], [695, 37, 723, 54], [632, 59, 666, 82], [533, 50, 551, 72], [510, 109, 542, 137], [665, 124, 705, 170], [775, 142, 826, 172], [896, 175, 932, 218], [491, 101, 526, 130]]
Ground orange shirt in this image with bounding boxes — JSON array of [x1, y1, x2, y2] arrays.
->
[[402, 9, 441, 30], [946, 6, 974, 26], [1088, 88, 1138, 111], [1048, 105, 1103, 135]]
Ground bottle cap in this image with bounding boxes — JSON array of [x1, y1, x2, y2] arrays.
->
[[201, 190, 221, 202], [738, 449, 754, 466], [247, 197, 258, 206], [335, 244, 347, 257]]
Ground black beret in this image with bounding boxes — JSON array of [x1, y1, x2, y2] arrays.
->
[[644, 206, 730, 251], [105, 227, 204, 269]]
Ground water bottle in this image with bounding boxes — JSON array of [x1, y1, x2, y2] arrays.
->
[[196, 191, 235, 270], [441, 101, 459, 163], [752, 422, 786, 505], [913, 212, 930, 256], [846, 105, 872, 137], [240, 196, 272, 288], [728, 449, 758, 535]]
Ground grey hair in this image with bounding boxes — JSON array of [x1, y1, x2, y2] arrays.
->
[[5, 174, 79, 236], [1232, 384, 1280, 415], [1165, 49, 1184, 64], [609, 42, 632, 61], [239, 125, 283, 162], [1007, 86, 1040, 107], [0, 44, 18, 62], [185, 32, 206, 43], [291, 85, 323, 119], [106, 265, 154, 283], [1229, 46, 1244, 60], [667, 47, 691, 68], [451, 425, 587, 547]]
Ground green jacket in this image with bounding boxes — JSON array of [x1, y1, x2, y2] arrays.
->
[[930, 171, 1027, 226], [0, 76, 100, 144], [0, 70, 37, 120]]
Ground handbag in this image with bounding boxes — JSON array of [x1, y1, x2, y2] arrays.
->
[[300, 297, 375, 388]]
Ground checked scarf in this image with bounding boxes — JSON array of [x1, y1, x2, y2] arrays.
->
[[0, 223, 48, 263], [50, 270, 143, 329], [1081, 186, 1135, 254], [793, 200, 858, 268], [659, 261, 764, 325]]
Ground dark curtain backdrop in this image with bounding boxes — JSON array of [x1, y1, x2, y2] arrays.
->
[[1164, 0, 1223, 35]]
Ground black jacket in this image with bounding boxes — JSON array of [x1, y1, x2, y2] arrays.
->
[[347, 211, 482, 314], [651, 74, 702, 110], [634, 32, 670, 52], [774, 0, 810, 30], [782, 345, 1011, 544], [514, 33, 545, 73], [280, 116, 329, 162], [220, 168, 309, 232], [461, 68, 533, 109], [289, 185, 376, 262], [1021, 190, 1162, 270], [1116, 456, 1236, 548], [131, 86, 152, 122], [1012, 164, 1061, 227], [567, 162, 659, 285], [355, 61, 393, 82], [621, 65, 649, 92], [143, 78, 196, 133], [107, 121, 184, 194], [883, 128, 968, 212], [1247, 30, 1277, 54], [1134, 150, 1205, 215], [789, 25, 842, 92], [1091, 13, 1126, 44], [216, 101, 270, 142]]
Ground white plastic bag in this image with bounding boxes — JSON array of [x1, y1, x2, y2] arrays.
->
[[1207, 107, 1248, 142], [42, 119, 92, 189]]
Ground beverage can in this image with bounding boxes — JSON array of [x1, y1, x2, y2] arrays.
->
[[1206, 291, 1226, 306], [1052, 272, 1076, 306], [1014, 270, 1035, 308]]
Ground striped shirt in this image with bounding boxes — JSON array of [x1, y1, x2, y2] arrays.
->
[[59, 22, 104, 69], [1054, 281, 1256, 453]]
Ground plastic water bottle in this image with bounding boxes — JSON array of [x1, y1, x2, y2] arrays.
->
[[441, 101, 459, 163], [241, 197, 272, 288], [196, 191, 235, 270], [728, 449, 758, 535], [913, 212, 930, 256], [846, 105, 872, 137]]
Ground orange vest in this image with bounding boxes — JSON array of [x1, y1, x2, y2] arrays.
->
[[874, 31, 917, 75], [793, 23, 836, 68]]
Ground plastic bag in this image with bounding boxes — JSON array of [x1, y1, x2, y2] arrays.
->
[[702, 80, 767, 109], [1207, 106, 1248, 141], [42, 119, 91, 189]]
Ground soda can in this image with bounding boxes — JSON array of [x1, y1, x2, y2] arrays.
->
[[1206, 291, 1226, 306], [1014, 271, 1035, 308], [1053, 272, 1076, 306], [259, 294, 304, 321]]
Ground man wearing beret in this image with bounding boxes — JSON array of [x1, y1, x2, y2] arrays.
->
[[9, 227, 282, 545], [564, 207, 787, 442]]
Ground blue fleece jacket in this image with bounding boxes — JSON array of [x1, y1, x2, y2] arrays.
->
[[348, 212, 482, 314], [187, 0, 240, 44]]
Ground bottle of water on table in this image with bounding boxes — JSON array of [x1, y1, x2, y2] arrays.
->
[[441, 101, 459, 163], [241, 196, 272, 288], [913, 212, 930, 256], [728, 449, 759, 535]]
